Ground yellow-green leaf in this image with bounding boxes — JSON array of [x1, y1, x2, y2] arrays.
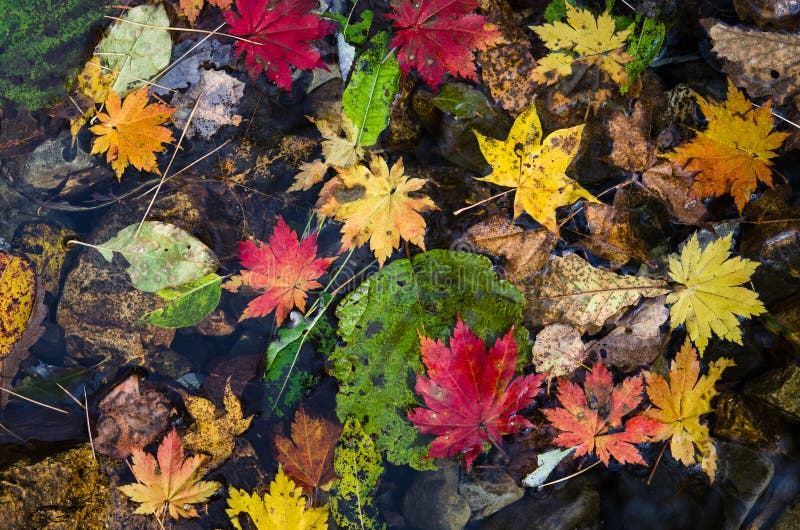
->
[[666, 233, 766, 354]]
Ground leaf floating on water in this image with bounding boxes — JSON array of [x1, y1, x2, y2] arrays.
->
[[522, 447, 576, 488], [144, 273, 223, 329]]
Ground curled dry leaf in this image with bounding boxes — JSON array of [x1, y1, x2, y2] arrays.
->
[[607, 101, 655, 172], [531, 323, 585, 380]]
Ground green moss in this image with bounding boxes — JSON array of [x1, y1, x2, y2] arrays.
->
[[0, 0, 105, 109]]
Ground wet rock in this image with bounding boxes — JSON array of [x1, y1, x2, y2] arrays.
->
[[437, 110, 512, 174], [477, 478, 600, 530], [458, 468, 524, 520], [734, 0, 800, 30], [403, 461, 471, 530], [716, 441, 775, 529], [774, 495, 800, 530], [746, 364, 800, 420], [714, 392, 782, 450], [0, 444, 110, 530]]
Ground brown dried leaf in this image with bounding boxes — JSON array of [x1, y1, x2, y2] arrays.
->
[[607, 101, 655, 171], [531, 323, 585, 380], [584, 201, 649, 267], [642, 161, 708, 225], [462, 216, 556, 284]]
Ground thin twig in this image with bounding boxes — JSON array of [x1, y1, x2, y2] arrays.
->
[[453, 189, 514, 216], [752, 102, 800, 130], [103, 16, 263, 46], [56, 383, 85, 409], [92, 61, 173, 93], [0, 386, 69, 414], [84, 388, 96, 461], [538, 459, 602, 489]]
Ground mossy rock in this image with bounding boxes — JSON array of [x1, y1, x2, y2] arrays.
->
[[0, 0, 105, 109]]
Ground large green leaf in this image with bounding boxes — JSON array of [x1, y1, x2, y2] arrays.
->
[[331, 250, 529, 469], [95, 4, 172, 96], [342, 31, 400, 147], [93, 221, 219, 293], [143, 273, 222, 328]]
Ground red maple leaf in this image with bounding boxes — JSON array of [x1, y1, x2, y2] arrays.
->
[[224, 0, 336, 90], [386, 0, 503, 88], [408, 317, 545, 470], [223, 216, 335, 325], [543, 362, 658, 466]]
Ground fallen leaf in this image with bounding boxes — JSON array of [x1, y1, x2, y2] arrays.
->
[[119, 428, 220, 520], [288, 160, 329, 192], [531, 323, 585, 380], [586, 296, 669, 373], [180, 0, 232, 25], [607, 101, 655, 172], [0, 253, 36, 359], [663, 78, 790, 211], [89, 89, 175, 180], [223, 216, 335, 325], [473, 104, 598, 234], [526, 253, 669, 334], [408, 316, 545, 470], [641, 161, 708, 225], [667, 232, 766, 354], [530, 3, 634, 87], [461, 216, 556, 285], [583, 201, 649, 266], [184, 380, 254, 467], [643, 340, 735, 481], [224, 0, 336, 90], [521, 447, 576, 488], [226, 465, 329, 530], [153, 39, 234, 95], [143, 273, 223, 329], [171, 69, 245, 140], [274, 405, 342, 497], [387, 0, 503, 88], [310, 115, 364, 169], [70, 57, 116, 137], [702, 18, 800, 107], [544, 362, 658, 466], [316, 155, 438, 266]]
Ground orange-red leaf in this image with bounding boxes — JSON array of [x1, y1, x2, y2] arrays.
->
[[223, 216, 334, 325], [90, 89, 174, 180], [544, 362, 658, 466], [274, 405, 342, 497], [408, 317, 545, 470]]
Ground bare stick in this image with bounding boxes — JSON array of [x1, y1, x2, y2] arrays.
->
[[103, 16, 263, 46], [0, 386, 69, 414], [56, 383, 85, 409], [453, 189, 514, 216]]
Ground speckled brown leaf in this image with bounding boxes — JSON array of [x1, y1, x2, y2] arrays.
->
[[462, 216, 556, 284], [274, 405, 342, 496], [607, 101, 655, 172], [642, 162, 708, 225], [584, 201, 649, 267], [531, 323, 585, 380]]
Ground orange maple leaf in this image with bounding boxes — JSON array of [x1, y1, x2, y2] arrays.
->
[[663, 78, 789, 211], [119, 428, 220, 520], [180, 0, 232, 25], [90, 89, 175, 180], [274, 404, 342, 499]]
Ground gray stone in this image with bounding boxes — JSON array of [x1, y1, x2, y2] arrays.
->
[[477, 478, 600, 530], [745, 364, 800, 420], [404, 461, 472, 530], [716, 441, 775, 530], [458, 468, 524, 520], [19, 131, 97, 194]]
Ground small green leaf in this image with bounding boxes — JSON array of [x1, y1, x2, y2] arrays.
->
[[622, 16, 665, 93], [325, 9, 373, 45], [432, 83, 494, 118], [342, 31, 400, 147], [265, 315, 312, 381], [143, 273, 222, 328], [95, 221, 219, 293]]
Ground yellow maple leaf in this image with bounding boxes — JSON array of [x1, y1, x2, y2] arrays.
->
[[663, 79, 789, 211], [316, 154, 438, 266], [183, 380, 253, 467], [643, 340, 735, 481], [70, 57, 117, 138], [667, 233, 765, 354], [226, 465, 329, 530], [473, 104, 598, 234], [90, 89, 175, 180], [119, 428, 220, 520], [529, 3, 634, 86]]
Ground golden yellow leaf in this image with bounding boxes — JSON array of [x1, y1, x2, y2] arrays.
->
[[316, 154, 438, 266], [288, 160, 329, 192], [90, 89, 175, 180], [529, 3, 634, 86], [70, 57, 117, 137], [643, 340, 735, 481], [473, 104, 598, 234], [666, 232, 766, 354], [663, 79, 789, 211], [226, 465, 329, 530], [183, 380, 253, 467], [310, 114, 364, 169], [0, 253, 36, 359]]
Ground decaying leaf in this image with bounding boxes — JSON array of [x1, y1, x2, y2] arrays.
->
[[584, 201, 649, 267], [702, 18, 800, 107], [184, 380, 253, 467], [531, 323, 585, 380], [586, 296, 668, 373], [288, 116, 364, 193], [89, 89, 175, 180], [530, 3, 634, 88], [461, 216, 556, 284], [607, 101, 655, 172], [642, 162, 708, 225], [288, 160, 330, 193], [474, 104, 598, 234], [316, 155, 438, 266], [643, 340, 735, 481], [274, 405, 342, 497], [70, 56, 116, 137], [223, 216, 334, 324], [119, 428, 220, 520], [663, 79, 790, 212], [171, 69, 245, 140], [0, 253, 37, 359], [226, 465, 329, 530], [526, 253, 669, 334], [666, 233, 766, 354], [544, 362, 658, 466], [408, 317, 545, 470], [180, 0, 232, 25]]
